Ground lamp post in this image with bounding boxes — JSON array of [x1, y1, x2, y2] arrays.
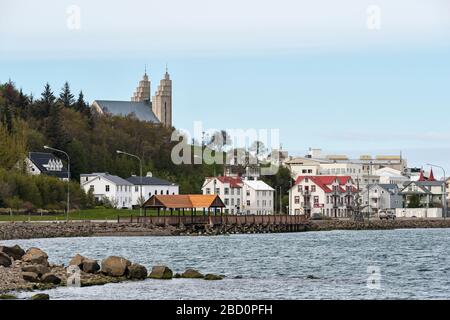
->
[[117, 150, 143, 216], [427, 163, 447, 219], [44, 145, 70, 221]]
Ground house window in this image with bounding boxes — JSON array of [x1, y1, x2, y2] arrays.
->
[[224, 188, 229, 195], [237, 189, 240, 195], [105, 185, 110, 192], [311, 185, 316, 192], [135, 186, 139, 192], [298, 185, 302, 193], [237, 199, 240, 206], [294, 196, 300, 204], [225, 199, 229, 205], [314, 196, 319, 204], [148, 192, 152, 197], [231, 198, 234, 206], [155, 190, 158, 195], [89, 185, 94, 192], [166, 190, 169, 195], [216, 188, 220, 194], [246, 190, 250, 196], [246, 200, 250, 206], [206, 188, 211, 194]]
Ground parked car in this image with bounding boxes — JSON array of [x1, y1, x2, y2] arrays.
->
[[379, 210, 396, 220]]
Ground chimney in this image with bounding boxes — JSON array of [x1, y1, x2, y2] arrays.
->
[[146, 171, 153, 177]]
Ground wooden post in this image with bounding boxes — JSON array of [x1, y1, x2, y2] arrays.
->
[[191, 208, 194, 224]]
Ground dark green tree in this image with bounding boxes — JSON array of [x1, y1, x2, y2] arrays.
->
[[46, 103, 68, 150], [75, 90, 87, 112], [59, 81, 75, 108]]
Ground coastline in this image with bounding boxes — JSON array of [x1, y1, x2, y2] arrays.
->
[[1, 219, 450, 241]]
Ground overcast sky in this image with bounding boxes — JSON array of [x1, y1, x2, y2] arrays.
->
[[1, 0, 450, 175]]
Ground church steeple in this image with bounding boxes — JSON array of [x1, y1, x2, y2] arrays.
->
[[131, 67, 151, 104], [152, 67, 172, 127]]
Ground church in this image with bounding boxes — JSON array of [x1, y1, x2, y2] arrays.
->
[[91, 67, 172, 127]]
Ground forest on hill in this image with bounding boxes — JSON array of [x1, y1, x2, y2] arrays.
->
[[0, 80, 221, 210]]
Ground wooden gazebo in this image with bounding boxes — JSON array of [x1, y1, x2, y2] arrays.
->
[[142, 194, 225, 217]]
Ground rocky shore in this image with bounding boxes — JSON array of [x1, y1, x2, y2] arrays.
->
[[1, 219, 450, 241], [0, 244, 223, 298]]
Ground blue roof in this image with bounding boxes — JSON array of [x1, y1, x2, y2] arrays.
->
[[126, 176, 177, 186], [93, 100, 160, 123]]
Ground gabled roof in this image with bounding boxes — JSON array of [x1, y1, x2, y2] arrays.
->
[[81, 173, 132, 186], [293, 176, 354, 193], [143, 194, 225, 209], [203, 176, 243, 188], [27, 152, 69, 178], [92, 100, 160, 123], [126, 176, 177, 186], [243, 179, 275, 191]]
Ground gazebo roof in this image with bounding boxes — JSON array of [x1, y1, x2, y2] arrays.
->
[[143, 194, 225, 209]]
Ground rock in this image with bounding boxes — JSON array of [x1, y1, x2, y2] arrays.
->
[[148, 266, 173, 279], [69, 254, 86, 268], [31, 293, 49, 300], [22, 271, 39, 282], [0, 245, 25, 260], [173, 273, 182, 278], [0, 294, 17, 300], [22, 247, 49, 266], [22, 264, 50, 277], [101, 256, 131, 277], [306, 275, 320, 280], [204, 274, 223, 281], [0, 252, 12, 267], [82, 259, 100, 274], [41, 273, 62, 285], [181, 269, 204, 279], [128, 263, 148, 280]]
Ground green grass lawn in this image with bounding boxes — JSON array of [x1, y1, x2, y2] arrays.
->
[[0, 208, 222, 221]]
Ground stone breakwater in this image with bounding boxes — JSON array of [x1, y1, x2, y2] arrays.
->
[[0, 222, 179, 240], [1, 219, 450, 241], [0, 244, 223, 296], [309, 219, 450, 231]]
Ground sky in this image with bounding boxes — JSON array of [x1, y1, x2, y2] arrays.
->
[[1, 0, 450, 176]]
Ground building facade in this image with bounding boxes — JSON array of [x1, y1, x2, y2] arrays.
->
[[80, 173, 133, 209], [92, 69, 172, 127], [288, 175, 358, 218], [241, 180, 275, 215], [24, 152, 69, 181], [360, 184, 403, 214], [126, 174, 179, 207]]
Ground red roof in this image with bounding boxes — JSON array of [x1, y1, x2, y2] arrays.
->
[[294, 176, 354, 193], [428, 169, 435, 181], [216, 176, 243, 188], [418, 170, 426, 181]]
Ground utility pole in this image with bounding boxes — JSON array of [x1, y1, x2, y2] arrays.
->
[[116, 150, 143, 216]]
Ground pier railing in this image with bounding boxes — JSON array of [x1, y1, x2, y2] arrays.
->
[[118, 214, 307, 226]]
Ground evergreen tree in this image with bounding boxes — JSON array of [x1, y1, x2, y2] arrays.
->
[[36, 83, 55, 117], [46, 103, 68, 150], [59, 81, 75, 108], [1, 104, 13, 133], [75, 90, 87, 112], [17, 89, 29, 119]]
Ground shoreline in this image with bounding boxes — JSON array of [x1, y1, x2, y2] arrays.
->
[[1, 219, 450, 241]]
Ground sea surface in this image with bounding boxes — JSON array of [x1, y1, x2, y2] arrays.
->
[[3, 228, 450, 300]]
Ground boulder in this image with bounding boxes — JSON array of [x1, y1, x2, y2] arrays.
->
[[101, 256, 131, 277], [41, 273, 62, 285], [22, 247, 49, 266], [22, 264, 50, 277], [204, 274, 223, 281], [31, 293, 49, 300], [22, 271, 39, 282], [148, 266, 173, 279], [181, 269, 204, 279], [173, 273, 182, 278], [82, 259, 100, 274], [128, 263, 148, 280], [69, 254, 86, 268], [0, 252, 12, 267], [0, 245, 25, 260]]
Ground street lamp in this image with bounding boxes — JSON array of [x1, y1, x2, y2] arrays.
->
[[44, 145, 70, 221], [426, 163, 447, 219], [117, 150, 143, 216]]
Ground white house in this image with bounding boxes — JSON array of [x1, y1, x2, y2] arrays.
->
[[289, 175, 357, 218], [201, 176, 274, 215], [24, 152, 69, 181], [202, 176, 243, 214], [360, 184, 403, 214], [80, 173, 133, 209], [242, 179, 275, 215], [126, 173, 179, 207]]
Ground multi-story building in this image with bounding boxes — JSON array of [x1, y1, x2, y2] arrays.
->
[[360, 184, 403, 214], [288, 175, 358, 218], [80, 173, 133, 209], [399, 177, 446, 209], [202, 176, 243, 214], [375, 167, 410, 185], [285, 148, 406, 187], [24, 152, 69, 181], [241, 179, 274, 215], [201, 176, 274, 215]]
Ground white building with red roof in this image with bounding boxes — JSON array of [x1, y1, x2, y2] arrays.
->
[[289, 175, 358, 218], [202, 176, 274, 215]]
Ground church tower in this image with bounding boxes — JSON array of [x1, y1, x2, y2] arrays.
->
[[131, 68, 151, 104], [152, 67, 172, 127]]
